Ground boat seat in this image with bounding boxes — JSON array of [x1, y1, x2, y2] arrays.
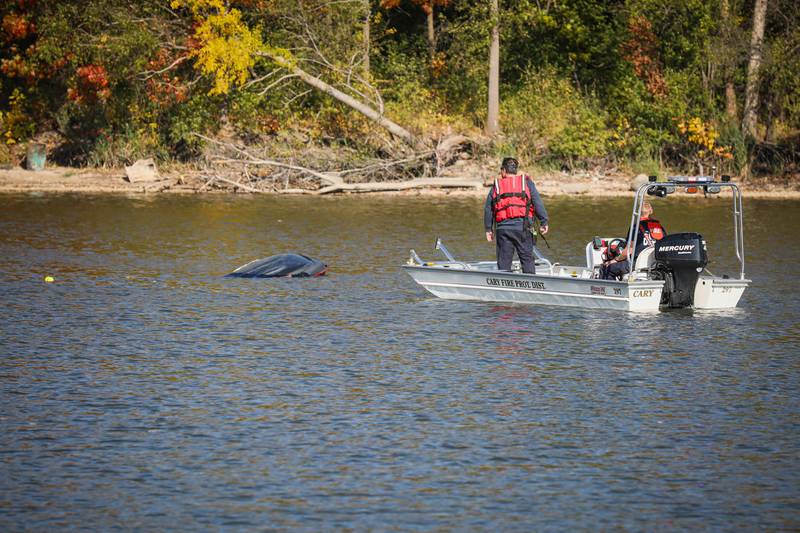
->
[[585, 238, 621, 270], [585, 241, 604, 269], [633, 246, 655, 271]]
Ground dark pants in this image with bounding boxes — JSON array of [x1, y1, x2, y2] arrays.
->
[[496, 228, 536, 273], [600, 260, 630, 280]]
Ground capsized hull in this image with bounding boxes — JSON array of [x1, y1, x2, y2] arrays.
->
[[227, 254, 327, 278], [403, 265, 664, 312]]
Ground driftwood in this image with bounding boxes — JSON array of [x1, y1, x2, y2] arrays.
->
[[316, 178, 481, 194], [192, 132, 477, 195], [212, 175, 268, 194]]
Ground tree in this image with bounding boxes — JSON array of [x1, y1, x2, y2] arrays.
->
[[363, 0, 371, 77], [486, 0, 499, 136], [721, 0, 738, 120], [380, 0, 450, 58], [742, 0, 768, 138]]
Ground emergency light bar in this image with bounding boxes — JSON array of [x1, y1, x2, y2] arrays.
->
[[668, 176, 715, 184], [644, 175, 734, 196]]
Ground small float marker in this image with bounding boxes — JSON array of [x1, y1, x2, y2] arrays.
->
[[44, 276, 55, 283]]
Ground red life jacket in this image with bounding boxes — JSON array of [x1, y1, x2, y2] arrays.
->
[[639, 218, 666, 246], [491, 174, 534, 223]]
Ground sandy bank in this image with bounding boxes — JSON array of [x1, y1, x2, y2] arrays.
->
[[1, 166, 798, 199]]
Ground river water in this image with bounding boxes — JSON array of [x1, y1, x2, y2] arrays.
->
[[1, 193, 798, 530]]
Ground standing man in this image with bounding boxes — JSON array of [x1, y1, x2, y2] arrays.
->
[[484, 157, 549, 273]]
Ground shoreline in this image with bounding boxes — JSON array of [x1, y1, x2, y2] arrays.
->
[[1, 166, 798, 199]]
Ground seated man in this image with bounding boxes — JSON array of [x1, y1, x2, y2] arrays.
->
[[600, 200, 666, 280]]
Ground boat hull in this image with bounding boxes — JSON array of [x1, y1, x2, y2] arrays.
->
[[693, 275, 750, 309], [403, 265, 665, 312]]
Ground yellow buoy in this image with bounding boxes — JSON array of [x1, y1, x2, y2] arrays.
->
[[44, 276, 55, 283]]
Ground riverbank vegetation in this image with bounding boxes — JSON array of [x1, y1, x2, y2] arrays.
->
[[1, 0, 798, 191]]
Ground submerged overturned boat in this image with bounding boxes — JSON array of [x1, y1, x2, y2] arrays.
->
[[227, 254, 327, 278], [403, 176, 750, 312]]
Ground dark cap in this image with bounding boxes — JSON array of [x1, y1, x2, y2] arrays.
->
[[501, 157, 519, 174]]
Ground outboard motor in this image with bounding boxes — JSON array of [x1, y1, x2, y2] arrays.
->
[[652, 233, 708, 308]]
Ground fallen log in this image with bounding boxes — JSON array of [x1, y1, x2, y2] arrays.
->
[[315, 177, 482, 195], [260, 52, 427, 150]]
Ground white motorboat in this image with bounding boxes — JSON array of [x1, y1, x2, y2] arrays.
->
[[403, 176, 751, 312]]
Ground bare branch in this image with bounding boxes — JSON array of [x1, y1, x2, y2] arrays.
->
[[139, 56, 189, 80], [257, 74, 299, 95], [212, 175, 268, 193]]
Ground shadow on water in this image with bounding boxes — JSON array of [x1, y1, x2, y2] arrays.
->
[[0, 193, 798, 530]]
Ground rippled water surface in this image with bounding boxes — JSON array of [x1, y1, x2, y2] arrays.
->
[[1, 193, 799, 530]]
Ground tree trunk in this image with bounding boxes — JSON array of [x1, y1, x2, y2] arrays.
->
[[363, 0, 370, 77], [486, 0, 500, 136], [726, 82, 738, 119], [721, 0, 738, 120], [742, 0, 768, 138], [263, 52, 424, 149], [764, 93, 778, 143], [426, 6, 435, 57]]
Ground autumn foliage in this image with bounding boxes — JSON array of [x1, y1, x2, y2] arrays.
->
[[621, 16, 667, 99], [0, 0, 796, 176], [67, 65, 110, 104]]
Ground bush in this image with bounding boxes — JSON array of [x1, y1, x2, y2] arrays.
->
[[501, 68, 612, 166], [604, 74, 680, 161], [163, 93, 223, 160], [0, 141, 11, 166], [376, 43, 469, 137], [87, 124, 166, 168]]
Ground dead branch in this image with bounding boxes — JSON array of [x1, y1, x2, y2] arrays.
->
[[257, 74, 299, 96], [338, 152, 432, 176], [197, 175, 217, 192], [212, 175, 268, 193], [139, 56, 188, 80], [192, 130, 478, 195], [192, 133, 343, 185]]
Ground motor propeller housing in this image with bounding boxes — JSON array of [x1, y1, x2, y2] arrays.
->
[[653, 233, 708, 308]]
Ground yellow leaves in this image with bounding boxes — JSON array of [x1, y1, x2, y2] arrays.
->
[[2, 89, 29, 145], [430, 52, 446, 77], [676, 116, 718, 150], [675, 116, 733, 162], [192, 8, 262, 95], [611, 116, 631, 149], [173, 0, 264, 95], [3, 110, 16, 145]]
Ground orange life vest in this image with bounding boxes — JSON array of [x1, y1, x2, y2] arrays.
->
[[491, 174, 534, 223]]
